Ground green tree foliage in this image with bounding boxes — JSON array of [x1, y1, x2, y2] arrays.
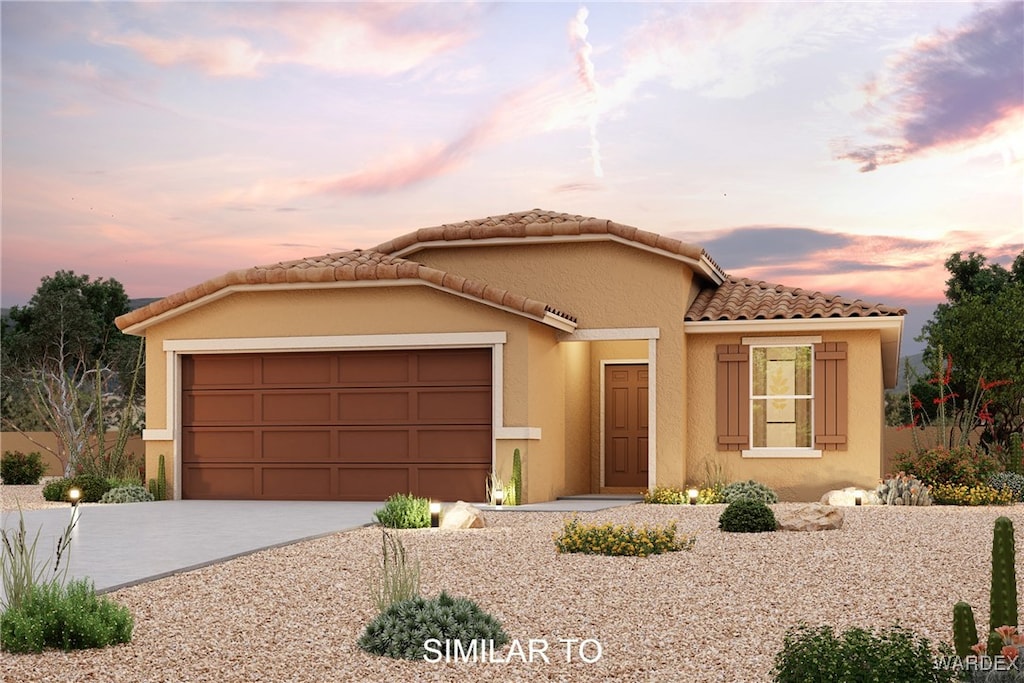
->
[[915, 251, 1024, 447]]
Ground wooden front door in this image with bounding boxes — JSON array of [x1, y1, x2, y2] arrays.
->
[[604, 364, 649, 488]]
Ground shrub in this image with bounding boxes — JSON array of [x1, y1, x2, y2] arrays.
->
[[698, 486, 725, 504], [719, 499, 776, 533], [373, 493, 430, 529], [99, 485, 154, 504], [772, 623, 955, 683], [643, 486, 685, 504], [0, 579, 133, 653], [893, 446, 1000, 487], [721, 479, 779, 504], [1, 509, 75, 612], [369, 531, 420, 613], [358, 591, 508, 660], [553, 517, 695, 556], [1, 451, 46, 485], [932, 483, 1015, 506], [876, 472, 932, 506], [989, 472, 1024, 502], [41, 475, 112, 503]]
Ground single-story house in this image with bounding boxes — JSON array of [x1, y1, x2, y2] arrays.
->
[[115, 210, 905, 503]]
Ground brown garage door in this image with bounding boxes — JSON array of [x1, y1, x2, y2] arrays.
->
[[181, 348, 492, 501]]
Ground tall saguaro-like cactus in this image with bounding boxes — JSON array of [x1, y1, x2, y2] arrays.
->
[[952, 516, 1018, 658], [506, 449, 522, 506]]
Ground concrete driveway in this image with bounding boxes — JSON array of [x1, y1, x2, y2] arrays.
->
[[1, 500, 380, 595]]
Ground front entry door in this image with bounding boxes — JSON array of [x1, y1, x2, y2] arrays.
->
[[604, 364, 649, 488]]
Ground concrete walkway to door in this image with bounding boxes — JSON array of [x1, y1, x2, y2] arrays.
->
[[0, 500, 380, 596]]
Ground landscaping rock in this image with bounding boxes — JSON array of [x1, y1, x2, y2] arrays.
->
[[777, 503, 844, 531], [819, 487, 878, 506], [440, 501, 486, 529]]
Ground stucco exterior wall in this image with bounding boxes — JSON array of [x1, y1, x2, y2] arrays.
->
[[685, 328, 884, 502], [137, 285, 547, 497]]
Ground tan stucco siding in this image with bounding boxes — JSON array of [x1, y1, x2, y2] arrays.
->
[[686, 329, 884, 502], [139, 284, 546, 497]]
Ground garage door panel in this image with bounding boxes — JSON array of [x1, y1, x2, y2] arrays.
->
[[337, 467, 411, 500], [417, 389, 491, 422], [184, 393, 257, 424], [338, 352, 411, 385], [262, 467, 332, 499], [416, 350, 491, 384], [261, 391, 333, 422], [184, 429, 257, 461], [261, 354, 334, 386], [417, 428, 491, 461], [262, 429, 332, 461], [337, 429, 411, 461], [338, 391, 411, 422], [184, 356, 258, 387], [417, 466, 489, 501], [183, 466, 255, 498]]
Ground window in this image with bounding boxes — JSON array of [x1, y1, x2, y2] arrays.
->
[[750, 345, 812, 449]]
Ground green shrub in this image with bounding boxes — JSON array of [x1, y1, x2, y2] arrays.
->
[[369, 531, 420, 613], [358, 591, 508, 660], [41, 475, 112, 503], [553, 517, 695, 556], [643, 486, 685, 504], [772, 623, 955, 683], [893, 446, 1000, 487], [373, 493, 430, 529], [989, 472, 1024, 502], [1, 451, 46, 485], [721, 479, 779, 504], [99, 485, 154, 504], [698, 486, 725, 504], [719, 499, 776, 533], [932, 483, 1015, 506], [1, 509, 75, 612], [0, 579, 133, 653]]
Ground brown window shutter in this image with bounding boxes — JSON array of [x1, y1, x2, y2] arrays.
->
[[716, 344, 749, 451], [814, 342, 848, 451]]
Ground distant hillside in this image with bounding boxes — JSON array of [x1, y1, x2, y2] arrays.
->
[[892, 352, 926, 394]]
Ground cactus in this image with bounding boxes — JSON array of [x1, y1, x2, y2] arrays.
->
[[506, 448, 522, 506], [953, 601, 978, 658], [953, 516, 1019, 660], [876, 472, 931, 506], [988, 516, 1018, 655], [1009, 432, 1024, 475], [150, 454, 167, 501]]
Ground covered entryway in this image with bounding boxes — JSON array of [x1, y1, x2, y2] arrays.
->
[[604, 363, 649, 487], [181, 348, 492, 501]]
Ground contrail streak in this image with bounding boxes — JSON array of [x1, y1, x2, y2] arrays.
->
[[569, 6, 603, 178]]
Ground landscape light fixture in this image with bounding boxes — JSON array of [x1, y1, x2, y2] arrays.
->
[[429, 501, 441, 528], [855, 493, 863, 506], [494, 488, 505, 507], [687, 488, 699, 506], [68, 487, 82, 508]]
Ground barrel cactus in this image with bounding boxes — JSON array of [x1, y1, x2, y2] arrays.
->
[[876, 472, 931, 506]]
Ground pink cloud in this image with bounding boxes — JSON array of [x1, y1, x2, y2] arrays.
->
[[98, 33, 265, 77]]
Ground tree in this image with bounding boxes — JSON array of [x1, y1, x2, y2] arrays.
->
[[914, 250, 1024, 448], [1, 271, 144, 477]]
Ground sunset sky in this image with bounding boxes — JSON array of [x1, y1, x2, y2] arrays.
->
[[2, 2, 1022, 353]]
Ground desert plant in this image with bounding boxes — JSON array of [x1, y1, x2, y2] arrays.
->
[[373, 493, 430, 529], [1, 451, 46, 485], [699, 458, 728, 502], [989, 472, 1024, 502], [553, 517, 695, 556], [772, 623, 955, 683], [721, 479, 779, 504], [893, 446, 1000, 488], [369, 531, 420, 613], [952, 517, 1018, 663], [876, 472, 932, 506], [99, 485, 154, 504], [358, 591, 508, 660], [0, 578, 133, 653], [41, 474, 112, 503], [485, 472, 505, 505], [643, 486, 685, 504], [719, 498, 776, 533], [148, 454, 167, 501], [1, 508, 76, 612], [933, 483, 1014, 506], [506, 448, 522, 506]]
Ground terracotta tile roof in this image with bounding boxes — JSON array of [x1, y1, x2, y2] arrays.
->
[[374, 208, 726, 279], [685, 276, 907, 321], [115, 249, 577, 331]]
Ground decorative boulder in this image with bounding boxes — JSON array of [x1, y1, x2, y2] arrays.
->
[[440, 501, 486, 530], [819, 487, 878, 506], [777, 503, 844, 532]]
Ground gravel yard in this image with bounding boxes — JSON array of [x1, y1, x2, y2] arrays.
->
[[2, 486, 1022, 682]]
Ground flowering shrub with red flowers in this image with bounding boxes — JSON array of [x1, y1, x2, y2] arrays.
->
[[893, 446, 1000, 488]]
